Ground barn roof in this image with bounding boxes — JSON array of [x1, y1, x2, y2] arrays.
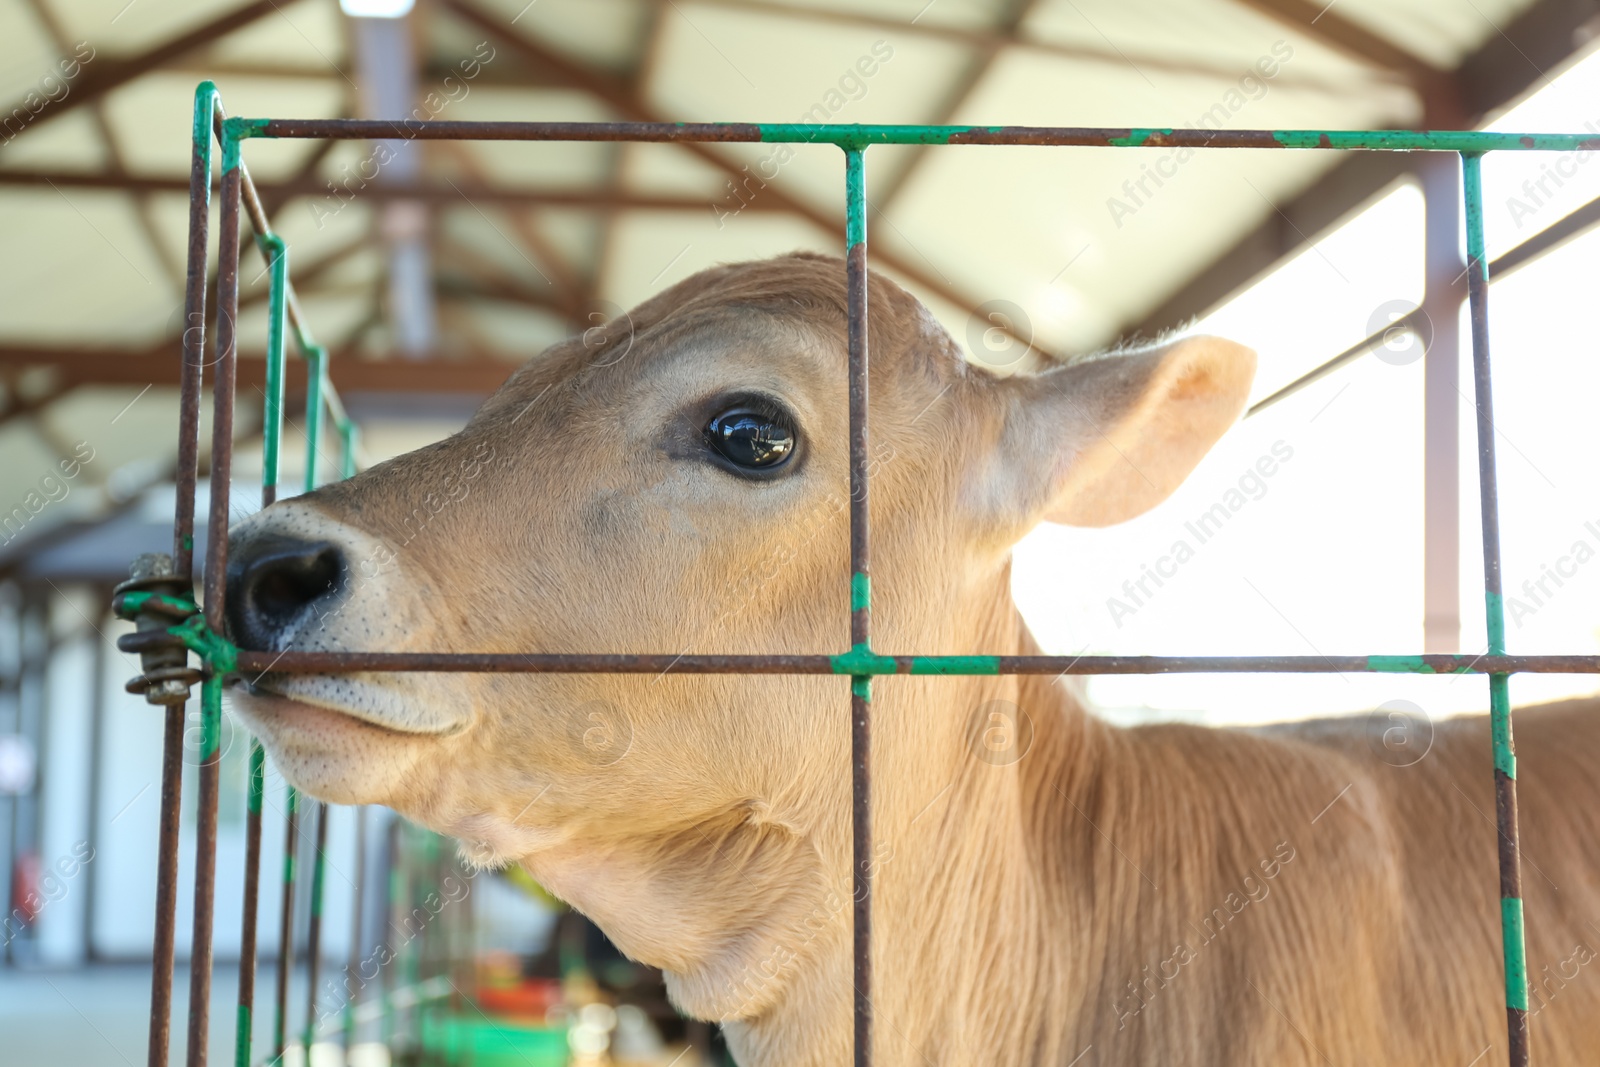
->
[[0, 0, 1590, 576]]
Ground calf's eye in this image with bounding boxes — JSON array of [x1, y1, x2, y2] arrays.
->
[[706, 408, 796, 470]]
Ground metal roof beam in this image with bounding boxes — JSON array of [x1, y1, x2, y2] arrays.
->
[[0, 345, 519, 394], [157, 56, 628, 89], [1228, 0, 1440, 80], [0, 169, 765, 212], [0, 0, 301, 141]]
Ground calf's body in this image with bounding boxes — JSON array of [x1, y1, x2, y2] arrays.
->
[[221, 253, 1600, 1064]]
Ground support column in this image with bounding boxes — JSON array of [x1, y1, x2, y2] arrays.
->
[[1421, 154, 1464, 653]]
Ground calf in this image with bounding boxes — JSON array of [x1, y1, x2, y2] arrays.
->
[[225, 252, 1600, 1065]]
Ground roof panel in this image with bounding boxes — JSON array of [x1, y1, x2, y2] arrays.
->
[[454, 296, 568, 357], [1323, 0, 1541, 69], [602, 209, 828, 308], [0, 2, 62, 102], [0, 108, 107, 169], [471, 0, 649, 70], [0, 188, 173, 342], [44, 0, 221, 58], [747, 0, 1003, 33], [202, 0, 351, 68], [646, 7, 972, 228], [451, 87, 615, 184], [620, 142, 736, 197], [1024, 0, 1406, 95], [649, 3, 970, 122], [883, 42, 1420, 352]]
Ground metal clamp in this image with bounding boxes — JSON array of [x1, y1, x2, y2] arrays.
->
[[112, 552, 204, 706]]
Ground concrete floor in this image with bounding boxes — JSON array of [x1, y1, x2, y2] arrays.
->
[[0, 961, 319, 1066]]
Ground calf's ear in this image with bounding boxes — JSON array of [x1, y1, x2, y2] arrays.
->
[[981, 335, 1256, 529]]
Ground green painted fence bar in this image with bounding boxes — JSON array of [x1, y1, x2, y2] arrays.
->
[[260, 235, 288, 501], [303, 800, 330, 1059], [1462, 150, 1530, 1066], [229, 115, 1600, 154], [303, 345, 325, 494], [341, 421, 359, 480], [236, 161, 354, 1067], [234, 739, 263, 1067], [300, 357, 331, 1063], [272, 779, 300, 1060], [842, 143, 873, 1067]]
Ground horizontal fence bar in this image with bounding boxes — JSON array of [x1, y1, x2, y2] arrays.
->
[[230, 651, 1600, 675], [233, 118, 1600, 152]]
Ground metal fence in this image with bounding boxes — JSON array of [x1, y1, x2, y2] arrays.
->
[[111, 80, 1600, 1067]]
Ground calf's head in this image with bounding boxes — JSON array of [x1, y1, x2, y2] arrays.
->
[[225, 251, 1252, 1023]]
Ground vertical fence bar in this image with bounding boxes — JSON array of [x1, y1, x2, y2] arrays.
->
[[340, 418, 362, 1053], [273, 785, 300, 1061], [261, 237, 288, 510], [234, 233, 288, 1067], [299, 346, 331, 1058], [344, 806, 368, 1052], [235, 742, 264, 1067], [188, 118, 244, 1067], [1461, 151, 1530, 1067], [303, 802, 329, 1058], [152, 80, 217, 1067], [84, 593, 109, 959], [188, 674, 224, 1067], [304, 346, 325, 495], [381, 820, 400, 1052], [843, 144, 873, 1067], [341, 421, 359, 480], [271, 339, 328, 1060]]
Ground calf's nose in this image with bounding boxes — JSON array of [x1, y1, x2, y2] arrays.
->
[[224, 533, 344, 650]]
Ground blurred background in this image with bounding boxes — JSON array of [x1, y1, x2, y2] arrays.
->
[[4, 0, 1600, 1063]]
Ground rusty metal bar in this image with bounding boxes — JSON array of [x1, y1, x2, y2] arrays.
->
[[343, 805, 368, 1051], [148, 699, 186, 1066], [273, 786, 299, 1062], [206, 103, 351, 1067], [234, 203, 290, 1067], [302, 801, 329, 1059], [146, 81, 219, 1067], [234, 118, 1600, 152], [1462, 151, 1529, 1067], [1246, 308, 1426, 417], [843, 144, 873, 1067], [230, 650, 1600, 675], [234, 740, 263, 1067], [186, 109, 243, 1067]]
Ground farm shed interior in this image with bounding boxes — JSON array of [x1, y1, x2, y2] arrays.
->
[[5, 0, 1600, 1065]]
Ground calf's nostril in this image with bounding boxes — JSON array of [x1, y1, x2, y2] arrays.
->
[[224, 534, 345, 650]]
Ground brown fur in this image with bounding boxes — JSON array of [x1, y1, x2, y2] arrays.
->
[[227, 253, 1600, 1064]]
